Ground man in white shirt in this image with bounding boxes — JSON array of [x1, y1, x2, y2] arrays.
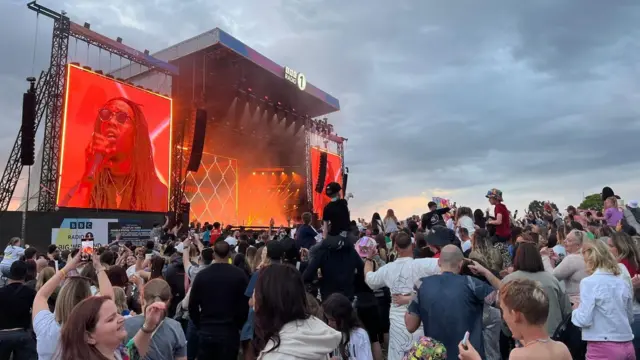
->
[[364, 232, 439, 360], [224, 231, 240, 247], [460, 228, 472, 254]]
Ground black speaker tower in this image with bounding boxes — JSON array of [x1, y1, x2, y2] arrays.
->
[[315, 151, 328, 193], [186, 109, 207, 172], [21, 78, 37, 166]]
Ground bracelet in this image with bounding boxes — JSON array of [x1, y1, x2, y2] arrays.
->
[[58, 268, 67, 279], [141, 323, 156, 333]]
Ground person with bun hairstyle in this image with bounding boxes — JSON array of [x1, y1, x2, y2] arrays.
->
[[124, 278, 187, 360]]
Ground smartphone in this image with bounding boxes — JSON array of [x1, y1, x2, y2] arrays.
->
[[145, 253, 153, 260], [81, 240, 94, 261], [461, 331, 470, 350]]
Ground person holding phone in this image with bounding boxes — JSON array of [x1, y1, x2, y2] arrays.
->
[[404, 246, 501, 360], [458, 279, 571, 360]]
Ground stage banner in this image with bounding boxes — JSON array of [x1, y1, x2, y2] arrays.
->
[[56, 64, 172, 212], [108, 220, 154, 243], [51, 218, 118, 250], [51, 218, 156, 249]]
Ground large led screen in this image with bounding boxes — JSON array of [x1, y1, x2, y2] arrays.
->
[[57, 64, 172, 212], [310, 147, 343, 217]]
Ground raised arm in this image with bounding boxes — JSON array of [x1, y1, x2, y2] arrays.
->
[[33, 251, 82, 321]]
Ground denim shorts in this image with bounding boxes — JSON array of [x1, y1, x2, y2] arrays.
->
[[240, 308, 254, 341]]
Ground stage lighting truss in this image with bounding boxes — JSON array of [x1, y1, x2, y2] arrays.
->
[[184, 156, 238, 223]]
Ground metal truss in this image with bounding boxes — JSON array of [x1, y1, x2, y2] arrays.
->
[[304, 128, 313, 212], [37, 15, 70, 211]]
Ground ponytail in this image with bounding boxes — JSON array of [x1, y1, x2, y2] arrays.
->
[[141, 278, 172, 318]]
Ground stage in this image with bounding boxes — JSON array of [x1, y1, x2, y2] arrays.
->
[[115, 27, 346, 226], [0, 2, 347, 247]]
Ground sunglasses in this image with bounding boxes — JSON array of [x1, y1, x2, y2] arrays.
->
[[99, 108, 131, 124]]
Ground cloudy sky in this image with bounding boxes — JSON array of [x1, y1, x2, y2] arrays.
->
[[1, 0, 639, 220]]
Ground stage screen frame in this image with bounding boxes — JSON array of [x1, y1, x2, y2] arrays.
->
[[56, 64, 173, 213]]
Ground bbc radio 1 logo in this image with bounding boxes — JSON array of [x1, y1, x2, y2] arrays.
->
[[69, 221, 93, 230]]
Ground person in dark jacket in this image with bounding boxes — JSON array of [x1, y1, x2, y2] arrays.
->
[[296, 212, 320, 250], [302, 182, 363, 301]]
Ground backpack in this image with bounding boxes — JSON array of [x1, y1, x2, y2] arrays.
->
[[552, 314, 586, 360], [629, 207, 640, 225]]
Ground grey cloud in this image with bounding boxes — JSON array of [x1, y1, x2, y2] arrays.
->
[[1, 0, 639, 215]]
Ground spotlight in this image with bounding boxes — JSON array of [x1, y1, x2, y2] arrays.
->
[[83, 22, 90, 29], [281, 172, 285, 175], [261, 172, 265, 175], [272, 172, 275, 175], [144, 49, 150, 55], [252, 172, 256, 175], [116, 37, 123, 43]]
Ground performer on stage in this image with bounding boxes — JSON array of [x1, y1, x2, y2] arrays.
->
[[61, 97, 167, 211]]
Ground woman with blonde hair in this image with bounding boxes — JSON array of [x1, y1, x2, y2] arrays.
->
[[124, 278, 186, 359], [246, 246, 258, 273], [572, 238, 634, 359], [606, 232, 640, 354], [32, 251, 114, 360], [1, 237, 25, 278], [469, 229, 503, 273], [383, 209, 399, 235], [35, 267, 55, 291]]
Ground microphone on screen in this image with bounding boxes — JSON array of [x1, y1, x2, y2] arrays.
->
[[86, 153, 104, 181]]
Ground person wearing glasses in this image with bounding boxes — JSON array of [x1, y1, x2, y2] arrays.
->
[[60, 97, 167, 212]]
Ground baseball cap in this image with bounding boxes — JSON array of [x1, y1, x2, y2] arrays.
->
[[8, 260, 28, 281], [325, 182, 342, 197], [629, 200, 638, 209]]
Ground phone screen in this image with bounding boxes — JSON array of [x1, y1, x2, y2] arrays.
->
[[145, 253, 153, 260], [81, 241, 94, 261], [461, 331, 469, 349]]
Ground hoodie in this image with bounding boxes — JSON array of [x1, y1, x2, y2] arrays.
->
[[258, 316, 342, 360]]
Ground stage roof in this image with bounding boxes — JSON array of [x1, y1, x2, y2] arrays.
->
[[112, 28, 340, 118]]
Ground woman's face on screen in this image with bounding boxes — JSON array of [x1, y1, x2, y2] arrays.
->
[[99, 99, 135, 158]]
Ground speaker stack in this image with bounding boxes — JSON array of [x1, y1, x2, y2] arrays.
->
[[314, 151, 328, 193]]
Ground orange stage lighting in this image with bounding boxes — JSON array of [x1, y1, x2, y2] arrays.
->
[[57, 64, 172, 212]]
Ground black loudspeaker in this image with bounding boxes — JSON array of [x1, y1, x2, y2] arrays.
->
[[342, 173, 348, 195], [186, 109, 207, 172], [315, 151, 328, 193], [21, 91, 36, 166]]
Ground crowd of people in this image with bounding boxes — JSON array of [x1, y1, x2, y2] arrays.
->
[[1, 183, 639, 360]]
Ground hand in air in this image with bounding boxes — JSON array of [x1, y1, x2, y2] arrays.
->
[[144, 302, 166, 330]]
